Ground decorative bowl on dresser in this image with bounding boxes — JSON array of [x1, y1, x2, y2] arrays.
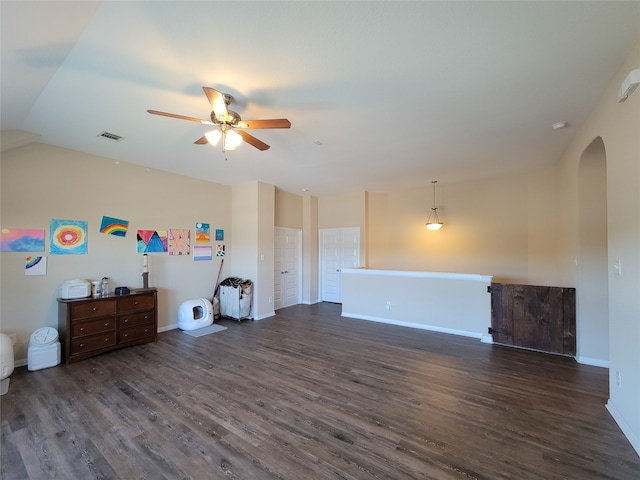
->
[[57, 289, 157, 364]]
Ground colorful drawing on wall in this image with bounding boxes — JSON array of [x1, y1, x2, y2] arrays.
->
[[215, 229, 224, 241], [195, 223, 210, 243], [216, 244, 225, 257], [194, 245, 212, 261], [137, 229, 168, 253], [25, 256, 47, 276], [100, 216, 129, 237], [50, 219, 88, 254], [0, 228, 45, 252], [169, 229, 190, 255]]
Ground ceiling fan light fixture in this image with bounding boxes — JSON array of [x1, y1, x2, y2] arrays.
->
[[224, 129, 243, 150], [205, 129, 222, 146]]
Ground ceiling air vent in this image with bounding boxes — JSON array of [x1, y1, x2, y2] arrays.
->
[[97, 131, 125, 142]]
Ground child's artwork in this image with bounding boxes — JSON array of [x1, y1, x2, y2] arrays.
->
[[0, 228, 45, 252], [215, 229, 224, 241], [137, 229, 168, 253], [195, 223, 210, 243], [50, 219, 88, 254], [100, 216, 129, 237], [216, 244, 225, 257], [193, 245, 212, 261], [25, 256, 47, 276], [169, 229, 190, 256]]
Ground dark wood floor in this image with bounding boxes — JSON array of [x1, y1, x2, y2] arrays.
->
[[2, 302, 639, 479]]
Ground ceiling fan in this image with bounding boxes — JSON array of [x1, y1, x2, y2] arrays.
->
[[148, 87, 291, 152]]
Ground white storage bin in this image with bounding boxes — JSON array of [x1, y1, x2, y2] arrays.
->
[[28, 327, 61, 371]]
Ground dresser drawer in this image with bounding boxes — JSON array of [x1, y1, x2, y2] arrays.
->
[[70, 333, 116, 356], [71, 317, 115, 338], [118, 294, 155, 313], [118, 311, 155, 329], [70, 299, 117, 320], [118, 322, 154, 344]]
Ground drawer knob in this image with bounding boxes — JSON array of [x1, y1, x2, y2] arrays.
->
[[104, 338, 109, 342], [80, 327, 84, 332], [144, 315, 148, 319], [144, 329, 149, 333], [79, 343, 84, 347], [134, 301, 139, 305], [124, 333, 128, 338], [92, 307, 97, 311], [105, 322, 110, 327]]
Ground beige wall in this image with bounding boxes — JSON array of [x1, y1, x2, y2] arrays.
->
[[274, 188, 302, 229], [1, 143, 232, 361], [556, 41, 640, 452], [367, 170, 559, 285]]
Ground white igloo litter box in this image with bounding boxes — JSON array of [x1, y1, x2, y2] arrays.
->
[[177, 298, 214, 331]]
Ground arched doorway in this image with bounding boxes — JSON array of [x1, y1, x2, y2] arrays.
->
[[577, 137, 609, 365]]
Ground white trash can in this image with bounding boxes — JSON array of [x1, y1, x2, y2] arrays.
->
[[28, 327, 61, 371]]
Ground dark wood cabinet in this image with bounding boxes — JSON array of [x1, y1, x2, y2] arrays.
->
[[491, 283, 575, 356], [58, 289, 157, 364]]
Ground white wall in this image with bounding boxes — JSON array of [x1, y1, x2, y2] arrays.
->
[[342, 269, 492, 339], [1, 143, 232, 362]]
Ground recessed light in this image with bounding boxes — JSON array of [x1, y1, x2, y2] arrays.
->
[[552, 121, 567, 130]]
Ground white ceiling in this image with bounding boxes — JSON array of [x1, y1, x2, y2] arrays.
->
[[2, 1, 639, 196]]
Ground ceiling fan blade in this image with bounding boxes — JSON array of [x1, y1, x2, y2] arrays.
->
[[203, 87, 229, 122], [238, 119, 291, 129], [238, 130, 270, 151], [194, 135, 209, 145], [147, 110, 212, 125]]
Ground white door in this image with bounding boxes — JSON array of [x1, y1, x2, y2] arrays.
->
[[320, 227, 360, 303], [274, 228, 300, 310]]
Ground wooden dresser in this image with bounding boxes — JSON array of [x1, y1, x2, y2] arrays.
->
[[57, 289, 157, 364]]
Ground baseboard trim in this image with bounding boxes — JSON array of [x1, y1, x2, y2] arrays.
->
[[606, 400, 640, 457], [576, 356, 609, 368], [341, 312, 482, 339]]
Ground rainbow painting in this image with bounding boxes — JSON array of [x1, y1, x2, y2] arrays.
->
[[50, 219, 87, 255], [0, 228, 45, 252], [25, 256, 47, 276], [100, 216, 129, 237]]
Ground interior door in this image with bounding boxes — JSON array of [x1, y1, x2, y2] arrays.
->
[[274, 228, 300, 310], [320, 227, 360, 303], [491, 283, 576, 356]]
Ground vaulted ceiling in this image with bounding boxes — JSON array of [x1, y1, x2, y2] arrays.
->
[[2, 1, 639, 196]]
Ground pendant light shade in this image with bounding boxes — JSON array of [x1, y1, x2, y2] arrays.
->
[[426, 180, 443, 231]]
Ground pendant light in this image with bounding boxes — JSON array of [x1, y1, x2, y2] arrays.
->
[[426, 180, 443, 231]]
